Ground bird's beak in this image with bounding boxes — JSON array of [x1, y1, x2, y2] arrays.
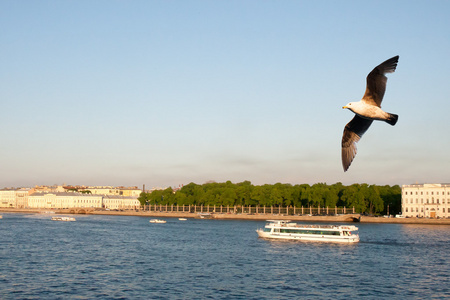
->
[[342, 106, 347, 109]]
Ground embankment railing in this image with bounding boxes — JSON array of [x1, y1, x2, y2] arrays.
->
[[140, 205, 355, 215]]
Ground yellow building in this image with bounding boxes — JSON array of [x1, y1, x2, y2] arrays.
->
[[402, 184, 450, 218], [78, 186, 142, 197], [117, 187, 142, 197]]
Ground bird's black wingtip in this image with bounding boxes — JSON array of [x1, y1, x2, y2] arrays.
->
[[386, 114, 398, 126]]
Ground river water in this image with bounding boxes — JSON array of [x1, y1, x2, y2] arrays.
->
[[1, 213, 449, 299]]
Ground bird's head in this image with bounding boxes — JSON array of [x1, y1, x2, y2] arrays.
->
[[342, 102, 356, 112]]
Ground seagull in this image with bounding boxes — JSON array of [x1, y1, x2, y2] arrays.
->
[[341, 55, 399, 172]]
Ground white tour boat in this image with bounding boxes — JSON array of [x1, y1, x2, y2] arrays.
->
[[51, 216, 76, 222], [149, 219, 166, 223], [256, 220, 359, 243], [178, 218, 187, 221]]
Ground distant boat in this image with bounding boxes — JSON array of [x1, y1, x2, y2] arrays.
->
[[178, 218, 187, 221], [196, 213, 212, 219], [51, 216, 76, 222], [149, 219, 166, 223]]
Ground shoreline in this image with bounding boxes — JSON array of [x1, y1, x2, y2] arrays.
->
[[2, 208, 450, 225]]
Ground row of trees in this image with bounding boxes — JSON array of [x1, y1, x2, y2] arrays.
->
[[138, 181, 402, 215]]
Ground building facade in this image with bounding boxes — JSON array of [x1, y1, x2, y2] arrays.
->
[[402, 184, 450, 218], [1, 189, 140, 210], [28, 193, 104, 209], [102, 195, 141, 210], [0, 188, 31, 208], [76, 186, 142, 197], [27, 192, 140, 209]]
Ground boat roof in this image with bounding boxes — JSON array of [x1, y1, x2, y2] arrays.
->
[[266, 220, 291, 223], [265, 220, 358, 231]]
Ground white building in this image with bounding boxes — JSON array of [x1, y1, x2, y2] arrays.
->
[[28, 193, 103, 209], [27, 192, 140, 210], [0, 190, 17, 208], [1, 187, 141, 210], [0, 188, 31, 208], [102, 195, 141, 210], [402, 184, 450, 218]]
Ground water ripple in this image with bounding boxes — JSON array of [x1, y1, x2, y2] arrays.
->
[[0, 214, 449, 299]]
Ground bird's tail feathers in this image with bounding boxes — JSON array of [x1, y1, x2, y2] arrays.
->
[[386, 113, 398, 126]]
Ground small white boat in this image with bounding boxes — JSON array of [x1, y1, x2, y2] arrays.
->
[[197, 213, 212, 219], [51, 216, 76, 222], [178, 218, 187, 221], [257, 220, 359, 243], [149, 219, 166, 223]]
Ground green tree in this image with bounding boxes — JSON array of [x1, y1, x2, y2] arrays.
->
[[323, 188, 338, 208], [236, 181, 254, 206], [174, 191, 188, 206], [138, 191, 149, 206], [308, 183, 327, 207], [270, 187, 284, 206], [141, 181, 402, 214], [366, 185, 384, 214], [379, 185, 402, 215], [341, 184, 367, 212], [220, 188, 237, 206], [251, 185, 271, 206]]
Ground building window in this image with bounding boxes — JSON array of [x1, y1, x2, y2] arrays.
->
[[406, 208, 408, 212]]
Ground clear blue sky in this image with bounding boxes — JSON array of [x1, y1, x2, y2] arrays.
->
[[1, 1, 449, 189]]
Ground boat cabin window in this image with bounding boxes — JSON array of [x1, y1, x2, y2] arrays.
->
[[279, 228, 341, 235]]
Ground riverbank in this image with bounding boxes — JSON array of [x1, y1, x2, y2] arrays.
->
[[2, 208, 450, 224]]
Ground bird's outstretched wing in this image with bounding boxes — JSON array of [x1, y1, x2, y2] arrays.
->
[[362, 55, 399, 107], [341, 115, 373, 171]]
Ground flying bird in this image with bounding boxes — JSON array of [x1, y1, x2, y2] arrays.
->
[[341, 55, 399, 172]]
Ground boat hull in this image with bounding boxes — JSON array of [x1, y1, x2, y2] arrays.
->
[[150, 219, 166, 223], [256, 229, 359, 243], [51, 217, 76, 222]]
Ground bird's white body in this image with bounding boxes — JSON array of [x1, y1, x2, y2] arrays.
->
[[344, 101, 391, 122]]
